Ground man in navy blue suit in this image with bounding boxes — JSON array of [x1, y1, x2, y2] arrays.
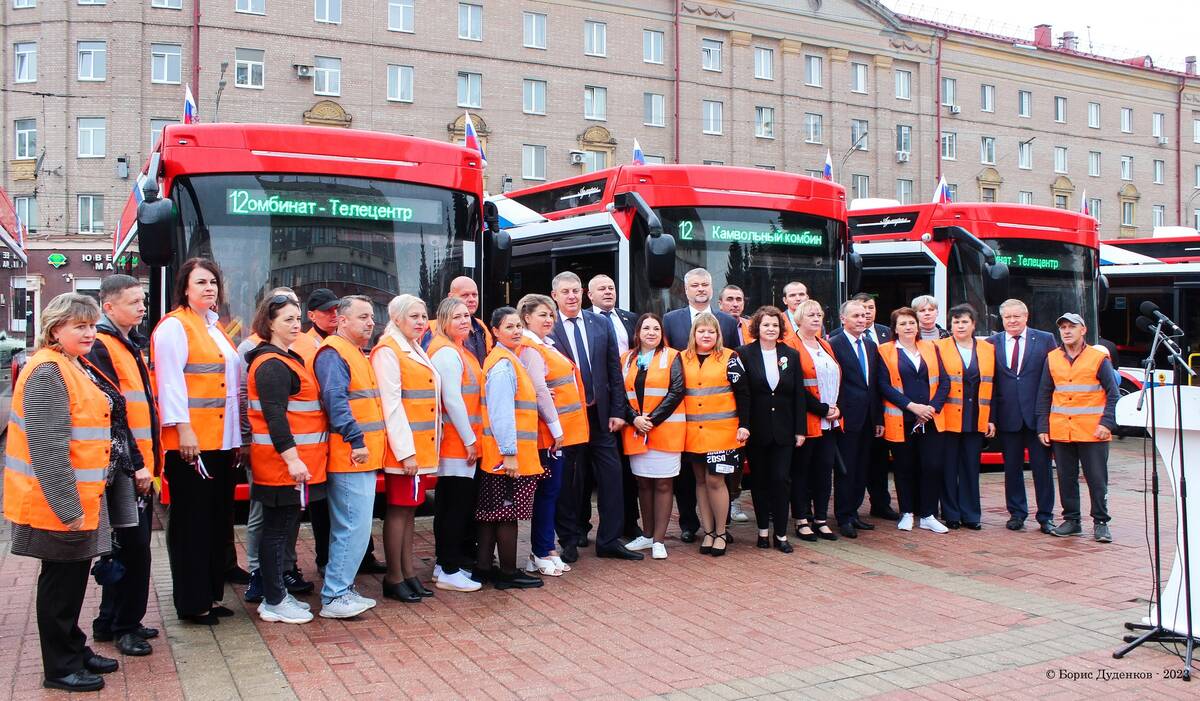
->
[[662, 268, 742, 542], [549, 272, 643, 561], [827, 299, 885, 539], [988, 298, 1058, 534]]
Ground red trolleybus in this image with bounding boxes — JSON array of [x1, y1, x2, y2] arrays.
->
[[849, 202, 1102, 337], [497, 165, 849, 315]]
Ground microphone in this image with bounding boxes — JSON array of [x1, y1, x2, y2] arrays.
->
[[1135, 316, 1155, 334], [1139, 301, 1183, 335]]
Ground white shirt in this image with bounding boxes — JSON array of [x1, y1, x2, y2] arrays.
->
[[558, 311, 591, 366], [1004, 328, 1028, 372], [761, 347, 779, 390], [687, 305, 709, 324], [805, 341, 841, 430], [787, 308, 802, 335], [371, 328, 442, 474], [900, 344, 924, 369], [153, 308, 243, 450], [595, 307, 629, 356], [956, 342, 974, 369], [843, 329, 869, 383], [862, 326, 878, 345]]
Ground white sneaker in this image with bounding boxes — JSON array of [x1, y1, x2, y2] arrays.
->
[[651, 542, 668, 560], [432, 564, 444, 582], [284, 593, 311, 611], [436, 569, 482, 592], [730, 502, 749, 523], [319, 594, 371, 619], [919, 516, 949, 534], [897, 513, 914, 531], [259, 597, 314, 624], [625, 535, 654, 551]]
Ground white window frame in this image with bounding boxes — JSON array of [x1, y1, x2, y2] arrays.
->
[[77, 117, 106, 158], [1153, 205, 1166, 228], [313, 56, 341, 96], [1089, 198, 1101, 220], [583, 85, 607, 120], [236, 0, 265, 14], [702, 100, 723, 135], [1018, 191, 1033, 205], [582, 150, 607, 173], [895, 124, 911, 152], [701, 39, 722, 72], [851, 119, 869, 150], [1121, 107, 1133, 133], [1088, 151, 1101, 177], [1153, 159, 1165, 184], [14, 0, 36, 8], [149, 118, 176, 150], [77, 194, 104, 234], [851, 174, 869, 200], [151, 0, 181, 7], [980, 136, 996, 165], [387, 64, 413, 103], [584, 21, 606, 57], [458, 3, 482, 41], [643, 92, 665, 127], [940, 77, 956, 106], [896, 179, 913, 204], [151, 43, 181, 84], [755, 106, 774, 139], [804, 55, 822, 87], [851, 62, 868, 94], [980, 84, 995, 113], [754, 47, 773, 80], [1152, 112, 1165, 139], [234, 48, 265, 89], [522, 79, 546, 115], [643, 30, 663, 64], [77, 41, 106, 81], [14, 42, 36, 83], [1018, 90, 1031, 118], [14, 119, 36, 159], [523, 12, 546, 49], [314, 0, 341, 24], [895, 69, 911, 100], [1018, 140, 1032, 170], [1054, 96, 1067, 123], [940, 131, 956, 160], [388, 0, 414, 33], [456, 71, 481, 108], [14, 196, 36, 234], [805, 113, 823, 144], [1120, 155, 1134, 181], [1054, 146, 1068, 174], [1194, 118, 1200, 144], [521, 144, 546, 181], [1088, 102, 1101, 129], [1055, 194, 1069, 210], [1122, 201, 1135, 227]]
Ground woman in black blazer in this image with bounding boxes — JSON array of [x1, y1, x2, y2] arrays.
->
[[731, 306, 806, 553]]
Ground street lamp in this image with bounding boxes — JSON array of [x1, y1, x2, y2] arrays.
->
[[213, 62, 229, 123], [836, 129, 869, 184]]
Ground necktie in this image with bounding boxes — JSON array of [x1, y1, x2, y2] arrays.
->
[[570, 317, 595, 404], [1010, 335, 1021, 372], [856, 337, 868, 381], [864, 327, 874, 345]]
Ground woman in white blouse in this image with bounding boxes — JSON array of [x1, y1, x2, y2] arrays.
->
[[151, 258, 244, 625], [789, 300, 843, 542]]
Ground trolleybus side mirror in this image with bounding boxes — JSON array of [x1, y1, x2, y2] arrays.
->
[[613, 191, 675, 289], [983, 261, 1010, 306], [136, 154, 175, 267], [1098, 273, 1110, 311], [846, 250, 864, 296], [483, 201, 512, 282]]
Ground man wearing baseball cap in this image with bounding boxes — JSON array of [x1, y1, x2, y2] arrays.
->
[[1035, 312, 1119, 542]]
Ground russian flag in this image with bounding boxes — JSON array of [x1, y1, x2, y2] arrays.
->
[[184, 84, 197, 124], [1079, 189, 1090, 216], [823, 150, 833, 181], [463, 111, 486, 167], [632, 139, 645, 165], [932, 175, 952, 204]]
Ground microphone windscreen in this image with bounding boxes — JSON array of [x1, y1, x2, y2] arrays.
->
[[1136, 316, 1154, 333], [1140, 300, 1160, 317]]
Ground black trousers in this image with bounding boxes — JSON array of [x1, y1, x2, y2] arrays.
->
[[311, 493, 378, 569], [890, 427, 945, 518], [834, 429, 872, 526], [165, 449, 234, 616], [557, 408, 624, 551], [748, 442, 794, 535], [942, 431, 984, 524], [38, 558, 92, 679], [577, 452, 643, 540], [673, 463, 701, 534], [1001, 427, 1056, 524], [866, 437, 894, 512], [1053, 441, 1111, 523], [433, 476, 478, 574], [794, 433, 836, 522], [94, 499, 152, 638], [259, 502, 301, 606]]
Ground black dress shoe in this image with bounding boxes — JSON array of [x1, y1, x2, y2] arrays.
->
[[182, 612, 219, 625], [116, 633, 152, 657], [210, 605, 235, 618], [596, 545, 645, 560], [559, 543, 579, 563], [870, 507, 902, 521], [576, 535, 590, 548], [815, 523, 839, 541], [679, 530, 696, 543], [224, 566, 252, 585], [773, 537, 794, 554], [92, 627, 113, 643], [494, 571, 544, 589], [359, 556, 388, 575], [136, 626, 159, 640], [44, 671, 104, 692], [946, 520, 962, 530], [84, 653, 118, 674], [964, 522, 982, 530], [851, 518, 875, 531], [405, 577, 434, 597], [1006, 517, 1025, 531], [383, 579, 422, 603], [756, 535, 771, 549], [839, 523, 858, 539]]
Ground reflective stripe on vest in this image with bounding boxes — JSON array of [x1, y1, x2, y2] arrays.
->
[[681, 348, 739, 453], [520, 337, 589, 449], [371, 335, 441, 473], [247, 350, 329, 487], [428, 336, 484, 460], [150, 307, 233, 451], [934, 337, 994, 434], [317, 334, 386, 472], [794, 336, 840, 438], [878, 340, 945, 443], [479, 347, 543, 476], [1047, 346, 1110, 442], [621, 347, 684, 455]]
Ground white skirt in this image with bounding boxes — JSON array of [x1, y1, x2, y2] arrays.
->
[[630, 449, 682, 479]]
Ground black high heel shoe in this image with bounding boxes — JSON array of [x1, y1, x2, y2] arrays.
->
[[797, 522, 817, 542], [814, 521, 838, 541], [710, 533, 728, 557], [756, 534, 771, 549], [382, 579, 421, 603], [699, 531, 714, 555], [405, 577, 434, 597], [773, 536, 794, 553]]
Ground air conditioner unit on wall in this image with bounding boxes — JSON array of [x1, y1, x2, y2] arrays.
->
[[949, 105, 961, 115], [568, 151, 585, 165], [294, 64, 314, 78], [896, 150, 910, 163], [1158, 135, 1169, 145]]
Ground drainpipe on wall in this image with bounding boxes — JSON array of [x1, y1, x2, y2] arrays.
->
[[1177, 76, 1185, 225], [192, 0, 201, 111], [673, 2, 681, 163], [934, 33, 944, 182]]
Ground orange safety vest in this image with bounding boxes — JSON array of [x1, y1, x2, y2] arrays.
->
[[94, 333, 160, 475], [247, 349, 329, 486], [794, 336, 841, 438], [1047, 345, 1109, 442], [935, 338, 995, 433], [293, 328, 324, 367], [316, 334, 386, 472], [520, 336, 589, 449], [151, 306, 235, 452], [621, 347, 685, 454], [479, 346, 543, 476], [5, 349, 112, 532], [878, 340, 946, 442], [681, 348, 740, 453], [428, 335, 484, 460], [737, 317, 753, 345], [371, 334, 440, 474]]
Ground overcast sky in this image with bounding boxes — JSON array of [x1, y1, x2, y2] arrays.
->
[[881, 0, 1198, 72]]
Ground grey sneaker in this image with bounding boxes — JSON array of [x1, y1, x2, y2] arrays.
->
[[1051, 520, 1083, 537], [1094, 522, 1113, 543], [346, 589, 377, 610], [319, 594, 370, 619], [258, 598, 313, 624], [284, 593, 311, 611]]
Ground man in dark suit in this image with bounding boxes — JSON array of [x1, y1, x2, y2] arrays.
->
[[586, 274, 641, 541], [551, 271, 642, 561], [989, 298, 1058, 533], [827, 299, 884, 539], [662, 268, 742, 542]]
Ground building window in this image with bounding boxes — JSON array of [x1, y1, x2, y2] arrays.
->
[[582, 150, 607, 173], [643, 30, 663, 64], [1053, 96, 1067, 123], [14, 0, 35, 7], [804, 55, 822, 87], [388, 0, 414, 32], [702, 100, 722, 135], [78, 195, 104, 233], [14, 196, 36, 233], [77, 41, 106, 81], [387, 64, 413, 102], [1089, 102, 1101, 129], [456, 71, 481, 108], [151, 44, 181, 84], [1196, 164, 1200, 188], [1122, 201, 1135, 226], [458, 3, 482, 41], [804, 113, 822, 144], [644, 93, 665, 127], [14, 42, 36, 83], [851, 174, 869, 199], [14, 119, 36, 159], [980, 136, 996, 165], [1018, 191, 1033, 205], [850, 119, 869, 150], [1153, 159, 1165, 184], [1088, 198, 1101, 220], [1195, 118, 1200, 143], [1120, 155, 1133, 180], [1055, 194, 1068, 210], [896, 179, 913, 204], [755, 106, 774, 139], [522, 79, 545, 115], [1054, 146, 1068, 174], [895, 69, 911, 100], [237, 0, 265, 14], [77, 117, 106, 157], [584, 21, 606, 56], [522, 145, 545, 180], [1018, 90, 1031, 118], [1152, 112, 1165, 139], [314, 56, 340, 96], [896, 124, 912, 153], [1018, 140, 1032, 169], [851, 62, 868, 93], [1121, 107, 1133, 133], [583, 85, 606, 120], [644, 155, 666, 165], [754, 47, 773, 80], [701, 39, 722, 72], [151, 0, 181, 7], [149, 118, 176, 150], [981, 187, 997, 203], [704, 160, 725, 166], [941, 77, 956, 106], [940, 131, 956, 160], [523, 12, 546, 49], [234, 48, 264, 89], [1088, 151, 1101, 177], [1153, 205, 1165, 228], [315, 0, 340, 24], [980, 84, 995, 112]]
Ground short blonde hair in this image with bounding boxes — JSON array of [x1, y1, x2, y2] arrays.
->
[[39, 293, 101, 351], [383, 294, 427, 338], [516, 293, 556, 326], [910, 294, 938, 311], [685, 311, 725, 358], [796, 299, 824, 325]]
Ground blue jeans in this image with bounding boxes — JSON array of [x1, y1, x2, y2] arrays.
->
[[321, 470, 377, 602], [531, 450, 565, 557]]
